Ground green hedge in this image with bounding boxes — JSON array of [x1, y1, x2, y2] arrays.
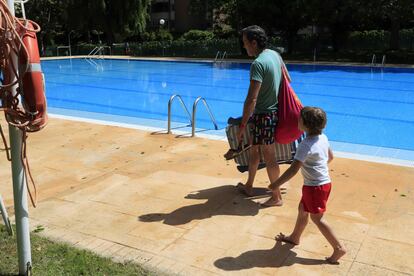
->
[[181, 30, 215, 41], [44, 29, 414, 63], [129, 38, 241, 58]]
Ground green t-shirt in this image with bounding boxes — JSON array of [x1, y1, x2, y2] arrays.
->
[[250, 49, 282, 114]]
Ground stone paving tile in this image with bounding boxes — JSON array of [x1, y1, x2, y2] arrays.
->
[[368, 211, 414, 246], [304, 215, 370, 244], [328, 198, 381, 224], [179, 265, 219, 276], [273, 248, 353, 276], [182, 222, 255, 250], [247, 214, 294, 240], [286, 232, 360, 262], [94, 240, 116, 256], [215, 235, 290, 275], [82, 237, 107, 252], [128, 221, 187, 248], [104, 243, 125, 256], [355, 236, 414, 275], [159, 238, 226, 272], [348, 262, 411, 276]]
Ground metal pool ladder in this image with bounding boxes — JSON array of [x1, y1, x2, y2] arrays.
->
[[214, 51, 227, 63], [168, 94, 218, 137]]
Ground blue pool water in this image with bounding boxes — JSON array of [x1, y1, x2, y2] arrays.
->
[[43, 58, 414, 156]]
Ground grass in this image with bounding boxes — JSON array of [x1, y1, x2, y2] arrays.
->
[[0, 225, 156, 276]]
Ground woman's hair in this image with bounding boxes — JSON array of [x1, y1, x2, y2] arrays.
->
[[241, 25, 268, 49], [300, 106, 327, 135]]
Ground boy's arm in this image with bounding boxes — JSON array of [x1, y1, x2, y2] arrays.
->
[[328, 148, 334, 163], [268, 159, 302, 190]]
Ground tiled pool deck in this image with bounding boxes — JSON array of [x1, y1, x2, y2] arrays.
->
[[1, 116, 413, 276]]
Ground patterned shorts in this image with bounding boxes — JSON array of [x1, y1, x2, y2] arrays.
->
[[252, 111, 278, 145]]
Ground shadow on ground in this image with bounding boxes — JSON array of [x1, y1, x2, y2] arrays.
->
[[138, 185, 270, 225], [214, 241, 327, 271]]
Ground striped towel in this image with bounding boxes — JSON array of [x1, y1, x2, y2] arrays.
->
[[225, 122, 296, 166]]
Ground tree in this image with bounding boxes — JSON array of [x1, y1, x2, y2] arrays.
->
[[64, 0, 151, 44], [307, 0, 366, 52], [24, 0, 67, 52], [26, 0, 151, 47], [190, 0, 309, 53], [379, 0, 414, 50]]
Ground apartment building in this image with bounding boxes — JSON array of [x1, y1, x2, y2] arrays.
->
[[150, 0, 210, 32]]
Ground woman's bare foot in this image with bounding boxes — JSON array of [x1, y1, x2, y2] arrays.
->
[[275, 232, 299, 245], [261, 196, 283, 207], [236, 182, 253, 197], [326, 246, 346, 264]]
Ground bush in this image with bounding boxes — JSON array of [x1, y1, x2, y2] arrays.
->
[[128, 38, 241, 58], [142, 30, 173, 42], [400, 29, 414, 50], [181, 30, 215, 41], [347, 30, 389, 51]]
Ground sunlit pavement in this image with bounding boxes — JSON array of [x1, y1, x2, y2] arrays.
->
[[1, 117, 413, 275]]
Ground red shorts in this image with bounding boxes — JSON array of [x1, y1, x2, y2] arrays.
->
[[300, 183, 331, 214]]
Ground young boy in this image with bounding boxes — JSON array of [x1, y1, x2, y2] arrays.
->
[[268, 106, 346, 264]]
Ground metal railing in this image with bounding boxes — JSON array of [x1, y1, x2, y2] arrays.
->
[[192, 96, 218, 137], [381, 55, 386, 67], [57, 45, 71, 57], [214, 51, 227, 63], [371, 54, 376, 66], [167, 94, 192, 134], [167, 94, 218, 137], [14, 0, 29, 19], [87, 46, 112, 59]]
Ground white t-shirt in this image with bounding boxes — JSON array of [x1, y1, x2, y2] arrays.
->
[[294, 134, 331, 186]]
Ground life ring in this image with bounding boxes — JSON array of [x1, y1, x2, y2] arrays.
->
[[18, 20, 47, 132]]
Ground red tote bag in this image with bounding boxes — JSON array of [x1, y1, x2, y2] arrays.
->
[[275, 66, 304, 144]]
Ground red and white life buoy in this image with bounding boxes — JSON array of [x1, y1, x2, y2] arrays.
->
[[18, 20, 48, 132]]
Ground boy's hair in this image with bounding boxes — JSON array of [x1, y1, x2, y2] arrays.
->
[[300, 106, 327, 135], [241, 25, 268, 49]]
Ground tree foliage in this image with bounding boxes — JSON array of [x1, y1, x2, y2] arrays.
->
[[25, 0, 151, 45], [190, 0, 414, 51]]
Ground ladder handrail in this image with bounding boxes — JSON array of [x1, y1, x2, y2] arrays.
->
[[14, 0, 29, 19], [221, 51, 227, 62], [88, 46, 100, 56], [214, 51, 221, 62], [57, 45, 71, 57], [167, 94, 192, 134], [381, 55, 386, 67], [192, 96, 218, 137], [371, 54, 376, 66], [101, 46, 111, 56]]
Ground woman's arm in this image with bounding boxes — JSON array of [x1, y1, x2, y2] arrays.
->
[[238, 80, 261, 142]]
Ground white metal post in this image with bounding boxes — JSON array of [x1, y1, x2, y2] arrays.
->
[[7, 0, 32, 275]]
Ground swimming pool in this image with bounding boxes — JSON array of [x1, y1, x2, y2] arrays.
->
[[42, 58, 414, 162]]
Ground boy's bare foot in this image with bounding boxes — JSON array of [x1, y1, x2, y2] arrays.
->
[[236, 182, 253, 197], [326, 246, 346, 264], [275, 232, 299, 245], [261, 196, 283, 207]]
